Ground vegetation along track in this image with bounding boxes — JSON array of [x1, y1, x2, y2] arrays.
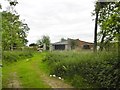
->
[[3, 52, 73, 88]]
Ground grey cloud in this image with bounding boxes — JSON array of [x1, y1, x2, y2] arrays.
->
[[15, 0, 95, 44]]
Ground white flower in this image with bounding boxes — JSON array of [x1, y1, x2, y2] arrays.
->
[[58, 77, 62, 80], [53, 75, 56, 77], [49, 75, 52, 77]]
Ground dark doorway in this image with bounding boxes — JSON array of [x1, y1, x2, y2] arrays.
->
[[55, 45, 65, 50], [83, 44, 90, 49]]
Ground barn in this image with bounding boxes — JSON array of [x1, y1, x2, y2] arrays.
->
[[50, 40, 71, 50], [50, 38, 93, 51]]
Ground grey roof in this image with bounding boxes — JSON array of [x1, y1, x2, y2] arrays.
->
[[51, 38, 94, 45], [52, 40, 68, 45]]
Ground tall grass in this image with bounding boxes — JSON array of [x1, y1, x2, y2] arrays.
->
[[2, 50, 33, 63], [42, 50, 120, 88]]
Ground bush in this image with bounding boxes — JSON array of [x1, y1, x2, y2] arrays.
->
[[3, 50, 33, 62], [42, 51, 120, 88]]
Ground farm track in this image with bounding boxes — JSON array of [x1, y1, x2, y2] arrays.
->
[[31, 56, 73, 88], [8, 72, 22, 88], [4, 53, 73, 88]]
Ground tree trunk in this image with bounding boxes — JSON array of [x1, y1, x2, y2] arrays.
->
[[93, 11, 99, 52], [100, 32, 106, 51]]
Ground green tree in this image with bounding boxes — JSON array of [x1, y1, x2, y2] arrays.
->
[[0, 4, 2, 9], [93, 1, 120, 51], [2, 0, 30, 50], [37, 39, 42, 45], [61, 38, 66, 42], [37, 35, 50, 50], [70, 40, 77, 49], [93, 0, 109, 52], [93, 1, 99, 52]]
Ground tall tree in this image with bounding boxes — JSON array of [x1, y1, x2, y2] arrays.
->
[[93, 0, 108, 52], [98, 2, 120, 51], [93, 0, 120, 51], [0, 4, 2, 9], [93, 1, 99, 52], [37, 35, 50, 50], [2, 0, 30, 50], [2, 11, 29, 50], [0, 9, 2, 52]]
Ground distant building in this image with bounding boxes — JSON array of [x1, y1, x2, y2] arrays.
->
[[29, 43, 38, 50], [50, 38, 93, 51], [75, 39, 93, 50], [50, 40, 71, 51]]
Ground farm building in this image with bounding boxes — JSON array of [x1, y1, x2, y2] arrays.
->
[[50, 38, 94, 51], [50, 40, 71, 51]]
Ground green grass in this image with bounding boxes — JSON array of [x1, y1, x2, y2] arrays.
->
[[0, 67, 2, 89], [3, 50, 33, 63], [3, 50, 119, 88], [43, 50, 119, 88], [2, 52, 51, 88]]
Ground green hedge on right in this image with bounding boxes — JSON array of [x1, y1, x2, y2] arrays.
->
[[42, 51, 120, 88]]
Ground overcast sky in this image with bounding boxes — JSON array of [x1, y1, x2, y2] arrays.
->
[[1, 0, 96, 44]]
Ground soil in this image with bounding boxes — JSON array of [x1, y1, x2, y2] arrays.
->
[[8, 72, 22, 88], [7, 71, 73, 88], [39, 72, 73, 88], [32, 60, 73, 88]]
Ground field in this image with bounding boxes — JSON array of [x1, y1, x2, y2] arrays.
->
[[2, 50, 120, 89]]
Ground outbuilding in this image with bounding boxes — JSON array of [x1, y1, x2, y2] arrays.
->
[[50, 40, 71, 50]]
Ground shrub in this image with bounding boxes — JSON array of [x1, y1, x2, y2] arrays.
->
[[3, 50, 33, 62], [42, 51, 120, 88]]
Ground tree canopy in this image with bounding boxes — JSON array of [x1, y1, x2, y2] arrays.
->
[[1, 0, 30, 50], [37, 35, 50, 50], [93, 1, 120, 51]]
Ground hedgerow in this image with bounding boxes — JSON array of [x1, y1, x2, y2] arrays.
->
[[3, 50, 33, 62], [42, 51, 120, 88]]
